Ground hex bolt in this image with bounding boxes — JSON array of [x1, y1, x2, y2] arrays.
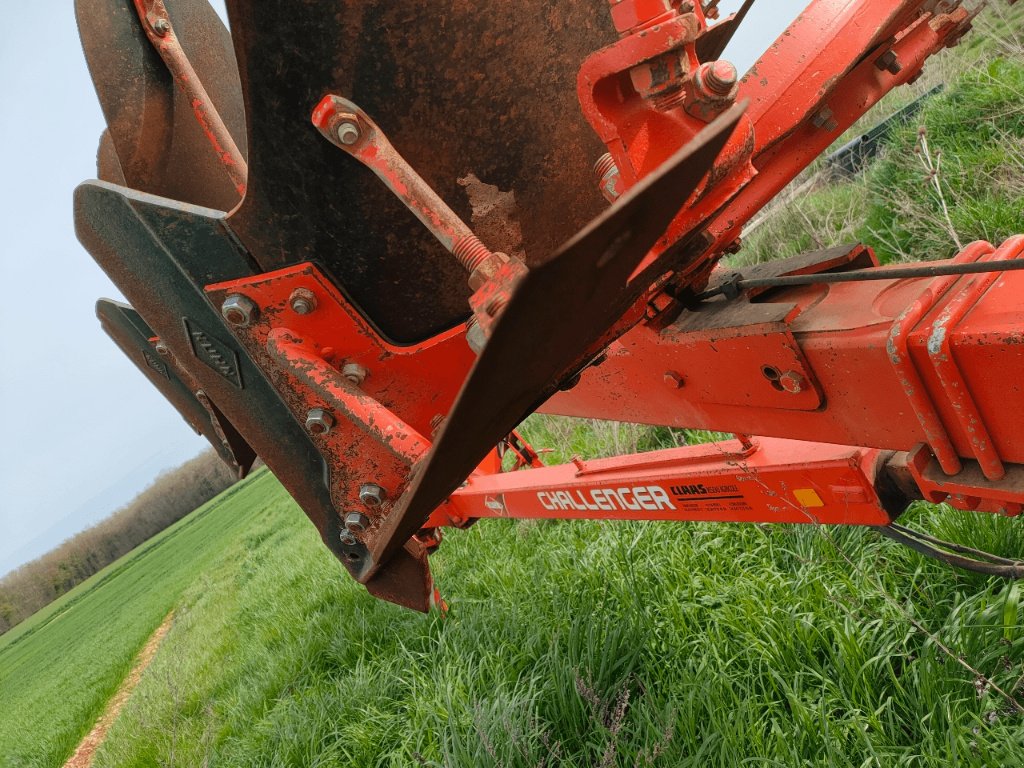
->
[[811, 107, 838, 132], [344, 511, 371, 533], [594, 153, 622, 203], [151, 18, 170, 36], [663, 371, 684, 389], [875, 50, 902, 75], [289, 287, 317, 315], [342, 362, 368, 386], [221, 294, 258, 327], [702, 60, 738, 97], [154, 342, 170, 356], [305, 407, 335, 435], [339, 531, 357, 547], [359, 483, 387, 508], [336, 120, 360, 146]]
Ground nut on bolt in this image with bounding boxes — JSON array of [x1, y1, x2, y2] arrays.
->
[[305, 407, 335, 435], [221, 294, 258, 327], [334, 113, 361, 146], [359, 483, 386, 508], [289, 287, 317, 315], [342, 362, 368, 386], [344, 511, 371, 533], [339, 531, 357, 547]]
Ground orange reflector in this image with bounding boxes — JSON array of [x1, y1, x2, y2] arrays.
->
[[793, 488, 824, 508]]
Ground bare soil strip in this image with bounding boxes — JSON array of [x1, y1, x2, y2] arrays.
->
[[63, 611, 175, 768]]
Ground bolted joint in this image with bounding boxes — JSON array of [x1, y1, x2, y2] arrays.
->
[[468, 251, 512, 291], [289, 287, 317, 315], [221, 294, 258, 327], [344, 511, 371, 533], [685, 60, 739, 122], [305, 407, 335, 435], [336, 120, 360, 146], [359, 483, 387, 508], [594, 154, 623, 202], [341, 362, 368, 386], [811, 107, 839, 132]]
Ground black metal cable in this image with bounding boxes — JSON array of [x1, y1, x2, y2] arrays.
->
[[873, 524, 1024, 579], [889, 523, 1022, 566], [696, 258, 1024, 301]]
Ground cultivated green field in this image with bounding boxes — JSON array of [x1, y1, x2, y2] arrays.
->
[[0, 471, 274, 767], [4, 5, 1024, 767], [4, 435, 1024, 767]]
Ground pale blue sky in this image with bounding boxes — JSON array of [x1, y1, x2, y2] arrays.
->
[[0, 0, 804, 576]]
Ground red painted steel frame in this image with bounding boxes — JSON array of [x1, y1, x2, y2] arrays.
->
[[431, 437, 894, 529], [179, 0, 1013, 609]]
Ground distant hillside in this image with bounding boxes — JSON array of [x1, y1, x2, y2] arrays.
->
[[0, 449, 238, 634]]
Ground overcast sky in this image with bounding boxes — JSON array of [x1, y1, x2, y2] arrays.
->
[[0, 0, 804, 577]]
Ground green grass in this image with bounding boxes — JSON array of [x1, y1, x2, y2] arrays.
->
[[8, 452, 1022, 767], [0, 470, 274, 768]]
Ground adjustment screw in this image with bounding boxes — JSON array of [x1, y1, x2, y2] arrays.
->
[[342, 363, 368, 386], [344, 511, 371, 533], [336, 120, 360, 146], [221, 294, 258, 327], [305, 407, 335, 435], [359, 483, 386, 508], [289, 287, 317, 315]]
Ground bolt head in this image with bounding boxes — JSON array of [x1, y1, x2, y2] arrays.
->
[[152, 18, 170, 36], [289, 287, 317, 315], [221, 294, 258, 327], [339, 531, 357, 547], [336, 120, 360, 146], [342, 362, 368, 386], [359, 483, 386, 508], [344, 511, 371, 533], [154, 342, 170, 356], [305, 407, 335, 435], [663, 371, 684, 389]]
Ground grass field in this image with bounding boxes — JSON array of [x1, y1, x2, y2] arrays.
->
[[0, 472, 272, 767], [4, 5, 1024, 767], [4, 442, 1024, 766]]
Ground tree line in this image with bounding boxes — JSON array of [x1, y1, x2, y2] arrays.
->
[[0, 450, 240, 635]]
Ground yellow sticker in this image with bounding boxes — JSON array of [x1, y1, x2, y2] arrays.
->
[[793, 488, 824, 508]]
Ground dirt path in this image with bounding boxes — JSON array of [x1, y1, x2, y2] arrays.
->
[[63, 612, 175, 768]]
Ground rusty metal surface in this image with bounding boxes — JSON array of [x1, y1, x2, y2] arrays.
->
[[368, 105, 745, 576], [77, 0, 245, 211], [130, 0, 248, 197], [223, 0, 614, 343], [75, 182, 349, 572]]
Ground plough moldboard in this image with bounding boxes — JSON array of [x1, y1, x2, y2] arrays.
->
[[75, 0, 1024, 611]]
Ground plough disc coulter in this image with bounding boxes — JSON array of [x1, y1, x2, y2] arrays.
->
[[75, 0, 1024, 611]]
